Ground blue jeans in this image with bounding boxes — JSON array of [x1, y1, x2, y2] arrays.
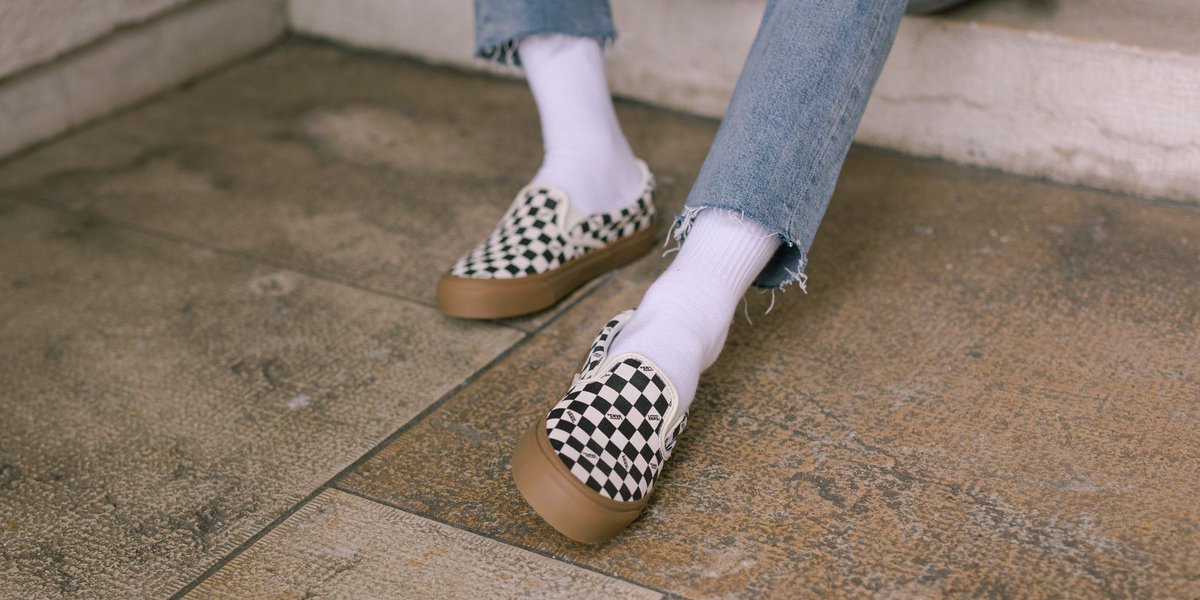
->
[[475, 0, 927, 289]]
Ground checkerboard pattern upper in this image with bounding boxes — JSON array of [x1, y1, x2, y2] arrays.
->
[[545, 312, 689, 503], [576, 314, 624, 383], [449, 182, 655, 280]]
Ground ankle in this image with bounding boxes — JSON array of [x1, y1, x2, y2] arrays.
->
[[606, 210, 781, 412], [630, 277, 734, 358], [612, 314, 707, 411], [534, 146, 643, 215], [609, 279, 733, 410], [519, 34, 642, 216]]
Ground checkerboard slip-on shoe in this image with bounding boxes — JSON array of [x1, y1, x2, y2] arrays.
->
[[511, 310, 689, 543], [436, 161, 657, 319]]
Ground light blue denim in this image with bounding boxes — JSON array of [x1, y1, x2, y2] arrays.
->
[[475, 0, 954, 289], [474, 0, 617, 66]]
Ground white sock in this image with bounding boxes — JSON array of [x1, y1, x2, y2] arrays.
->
[[609, 210, 780, 412], [519, 34, 643, 216]]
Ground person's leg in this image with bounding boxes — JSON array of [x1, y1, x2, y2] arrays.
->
[[473, 0, 617, 66], [521, 36, 643, 216], [609, 210, 779, 410], [474, 0, 640, 215], [512, 0, 910, 544], [441, 1, 656, 319], [610, 0, 909, 414]]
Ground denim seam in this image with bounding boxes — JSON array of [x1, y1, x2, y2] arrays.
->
[[782, 2, 891, 245], [672, 4, 896, 293]]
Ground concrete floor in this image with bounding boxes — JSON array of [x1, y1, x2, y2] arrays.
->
[[0, 41, 1196, 598]]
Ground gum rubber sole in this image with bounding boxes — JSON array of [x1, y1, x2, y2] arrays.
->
[[511, 418, 648, 544], [436, 225, 658, 320]]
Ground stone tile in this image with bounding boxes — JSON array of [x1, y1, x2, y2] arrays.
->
[[0, 41, 714, 329], [0, 198, 521, 598], [338, 149, 1200, 597], [185, 488, 661, 599]]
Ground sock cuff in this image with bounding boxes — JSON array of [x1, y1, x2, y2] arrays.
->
[[672, 209, 781, 294], [612, 210, 779, 411]]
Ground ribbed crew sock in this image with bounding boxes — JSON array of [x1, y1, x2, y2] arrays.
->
[[519, 34, 643, 215], [609, 209, 780, 412]]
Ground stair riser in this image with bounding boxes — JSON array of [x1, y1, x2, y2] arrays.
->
[[290, 0, 1199, 206]]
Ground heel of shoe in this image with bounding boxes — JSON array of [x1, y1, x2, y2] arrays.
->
[[510, 420, 645, 544]]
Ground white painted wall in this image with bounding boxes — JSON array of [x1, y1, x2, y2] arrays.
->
[[0, 0, 194, 80], [288, 0, 1200, 205], [858, 17, 1200, 205]]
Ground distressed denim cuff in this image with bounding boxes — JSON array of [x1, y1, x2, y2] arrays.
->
[[474, 0, 617, 66], [668, 206, 809, 293]]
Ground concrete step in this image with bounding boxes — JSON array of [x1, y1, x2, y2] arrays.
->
[[288, 0, 1200, 206], [0, 0, 286, 160]]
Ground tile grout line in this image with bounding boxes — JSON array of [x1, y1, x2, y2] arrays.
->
[[13, 195, 530, 335], [330, 485, 673, 599], [169, 267, 621, 598]]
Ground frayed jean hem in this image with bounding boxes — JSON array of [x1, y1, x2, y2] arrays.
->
[[474, 0, 618, 67], [667, 206, 809, 293], [475, 30, 616, 67]]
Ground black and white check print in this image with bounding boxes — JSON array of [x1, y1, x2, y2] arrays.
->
[[450, 172, 655, 280], [545, 311, 689, 502], [576, 314, 624, 383]]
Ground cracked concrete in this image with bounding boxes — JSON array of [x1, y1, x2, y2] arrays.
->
[[337, 147, 1200, 596]]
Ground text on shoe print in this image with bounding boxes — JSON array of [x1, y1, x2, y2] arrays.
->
[[607, 411, 624, 421], [619, 454, 632, 470], [639, 365, 654, 372], [583, 450, 599, 461], [647, 414, 660, 423], [565, 410, 578, 424]]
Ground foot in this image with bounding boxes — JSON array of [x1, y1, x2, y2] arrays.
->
[[436, 162, 656, 319], [511, 311, 688, 543]]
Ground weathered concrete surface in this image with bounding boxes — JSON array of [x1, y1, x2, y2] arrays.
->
[[339, 148, 1200, 597], [0, 0, 190, 79], [186, 488, 662, 599], [0, 198, 521, 598], [0, 41, 714, 330], [2, 38, 1197, 598]]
